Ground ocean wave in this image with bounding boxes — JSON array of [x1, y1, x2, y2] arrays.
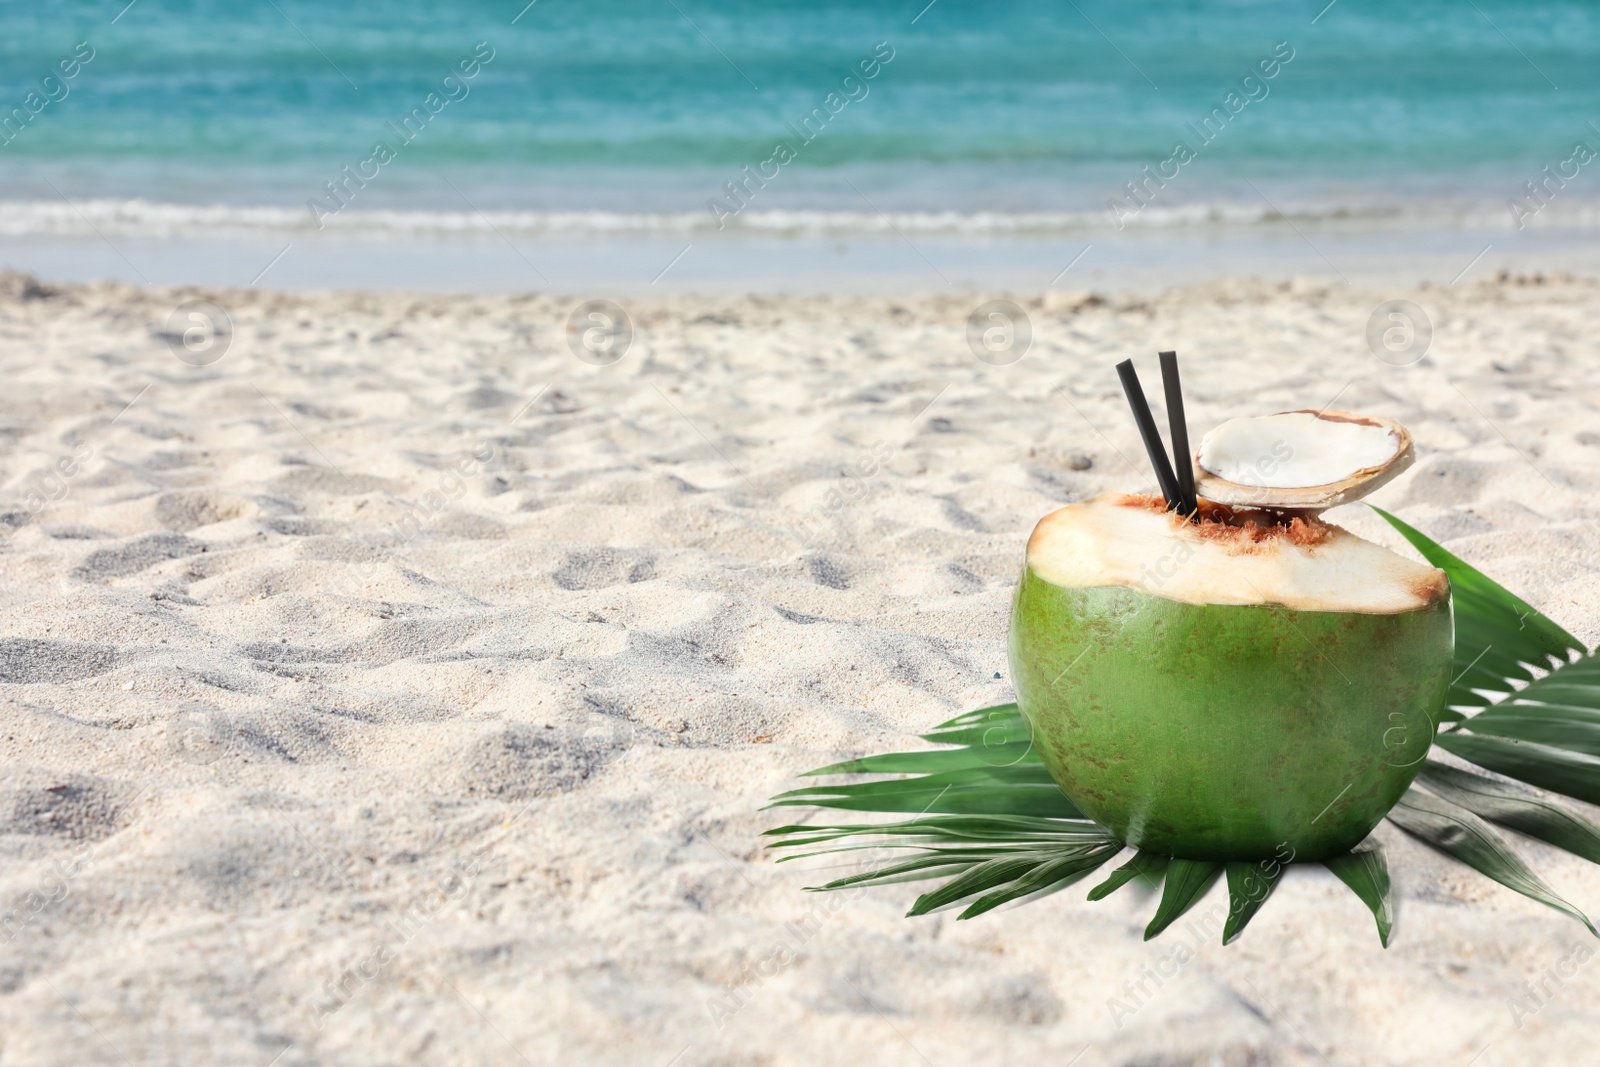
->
[[0, 197, 1589, 238]]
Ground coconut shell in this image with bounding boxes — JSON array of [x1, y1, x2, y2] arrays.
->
[[1193, 409, 1415, 511]]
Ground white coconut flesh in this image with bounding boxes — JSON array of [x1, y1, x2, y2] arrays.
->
[[1194, 410, 1413, 509], [1027, 494, 1447, 614]]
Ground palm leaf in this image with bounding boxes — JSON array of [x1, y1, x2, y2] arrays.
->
[[1371, 506, 1581, 706], [809, 850, 1020, 892], [1322, 847, 1394, 947], [765, 814, 1109, 856], [957, 842, 1123, 919], [1144, 859, 1222, 940], [1458, 649, 1600, 756], [918, 703, 1036, 748], [1415, 761, 1600, 865], [766, 763, 1082, 818], [763, 705, 1117, 920], [1222, 860, 1285, 944], [1461, 713, 1600, 756], [1434, 732, 1600, 807], [769, 708, 1072, 819], [1372, 510, 1600, 939], [805, 743, 1037, 776], [1087, 851, 1168, 901], [907, 846, 1115, 917], [1385, 786, 1595, 934]]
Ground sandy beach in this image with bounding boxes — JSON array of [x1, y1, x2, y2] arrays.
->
[[1, 268, 1598, 1066]]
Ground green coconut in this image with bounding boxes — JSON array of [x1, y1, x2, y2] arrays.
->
[[1009, 471, 1453, 861]]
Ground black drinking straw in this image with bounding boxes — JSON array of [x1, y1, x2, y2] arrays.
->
[[1158, 350, 1198, 516], [1115, 358, 1183, 511]]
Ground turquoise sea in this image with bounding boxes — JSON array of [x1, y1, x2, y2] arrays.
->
[[2, 0, 1598, 289]]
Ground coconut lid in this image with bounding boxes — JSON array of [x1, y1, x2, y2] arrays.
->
[[1193, 410, 1414, 511]]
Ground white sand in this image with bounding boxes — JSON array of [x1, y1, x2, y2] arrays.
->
[[1, 268, 1597, 1066]]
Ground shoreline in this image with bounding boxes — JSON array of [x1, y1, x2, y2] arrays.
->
[[7, 225, 1600, 296]]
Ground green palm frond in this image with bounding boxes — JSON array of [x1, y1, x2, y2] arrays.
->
[[1223, 860, 1285, 944], [764, 508, 1600, 946], [1414, 761, 1600, 864], [1088, 851, 1168, 901], [1387, 786, 1595, 935], [1144, 859, 1222, 940], [763, 708, 1121, 916], [1434, 732, 1600, 806], [1322, 848, 1394, 947], [1370, 506, 1582, 707], [767, 813, 1110, 855], [765, 705, 1078, 818], [916, 843, 1123, 920], [1367, 508, 1600, 935], [1450, 650, 1600, 756], [767, 761, 1081, 817]]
